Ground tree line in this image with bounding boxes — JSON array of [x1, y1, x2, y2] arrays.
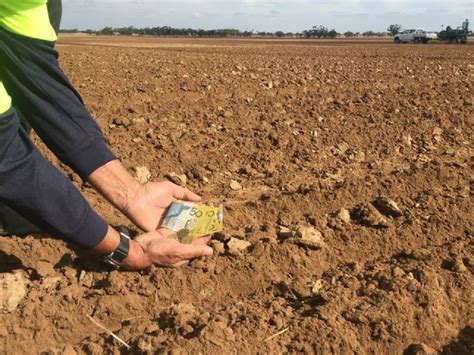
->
[[60, 24, 405, 38]]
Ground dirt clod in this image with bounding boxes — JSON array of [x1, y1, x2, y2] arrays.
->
[[229, 180, 242, 190], [453, 258, 468, 273], [392, 266, 405, 278], [0, 272, 28, 313], [135, 166, 151, 183], [351, 203, 389, 229], [35, 261, 55, 278], [404, 343, 437, 355], [372, 197, 403, 218], [42, 276, 62, 292], [227, 237, 251, 253], [336, 208, 351, 223], [165, 172, 187, 186], [287, 226, 324, 249], [276, 226, 297, 239], [83, 342, 103, 355], [61, 344, 78, 355], [209, 240, 225, 254], [311, 280, 324, 294], [160, 303, 197, 330]]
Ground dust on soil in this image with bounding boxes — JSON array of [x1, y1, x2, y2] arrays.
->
[[0, 36, 472, 354]]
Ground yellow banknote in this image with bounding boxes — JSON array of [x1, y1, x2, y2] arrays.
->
[[161, 201, 223, 243]]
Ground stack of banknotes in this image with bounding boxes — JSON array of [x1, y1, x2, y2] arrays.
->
[[161, 201, 224, 244]]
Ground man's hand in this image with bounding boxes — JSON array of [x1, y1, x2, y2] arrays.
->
[[134, 230, 213, 268], [124, 181, 201, 232], [88, 160, 201, 231], [94, 226, 213, 270]]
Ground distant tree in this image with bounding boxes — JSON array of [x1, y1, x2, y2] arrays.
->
[[387, 24, 402, 36], [59, 28, 78, 33], [117, 26, 135, 35], [314, 25, 328, 38], [303, 25, 337, 39], [275, 31, 285, 37], [328, 29, 338, 38], [362, 30, 376, 37], [343, 31, 355, 37], [98, 27, 114, 35]]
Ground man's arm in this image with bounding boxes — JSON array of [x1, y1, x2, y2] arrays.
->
[[0, 106, 107, 248], [0, 107, 212, 269], [88, 160, 201, 232], [46, 0, 62, 35]]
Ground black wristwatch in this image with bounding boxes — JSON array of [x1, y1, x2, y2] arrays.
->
[[104, 227, 131, 269]]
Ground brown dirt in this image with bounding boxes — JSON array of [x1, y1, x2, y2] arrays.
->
[[0, 36, 472, 354]]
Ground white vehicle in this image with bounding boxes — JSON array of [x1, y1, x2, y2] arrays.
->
[[394, 29, 438, 43]]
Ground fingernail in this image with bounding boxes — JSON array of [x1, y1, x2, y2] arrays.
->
[[203, 246, 213, 256]]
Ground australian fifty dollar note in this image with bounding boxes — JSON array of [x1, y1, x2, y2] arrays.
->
[[161, 201, 224, 243]]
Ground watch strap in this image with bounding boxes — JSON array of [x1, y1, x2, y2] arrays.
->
[[105, 227, 131, 268]]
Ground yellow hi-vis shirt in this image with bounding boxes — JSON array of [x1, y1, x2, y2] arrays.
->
[[0, 1, 57, 113], [0, 82, 12, 114], [0, 1, 57, 42]]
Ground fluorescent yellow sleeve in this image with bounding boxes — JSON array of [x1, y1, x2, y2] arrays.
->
[[0, 82, 12, 114], [0, 1, 57, 42]]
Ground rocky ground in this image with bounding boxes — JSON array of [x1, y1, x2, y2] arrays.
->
[[0, 37, 472, 354]]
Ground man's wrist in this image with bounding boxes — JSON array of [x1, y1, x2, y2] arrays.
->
[[92, 226, 151, 270], [88, 160, 142, 213], [92, 226, 120, 254], [123, 241, 152, 270]]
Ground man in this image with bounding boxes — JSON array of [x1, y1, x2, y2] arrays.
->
[[0, 0, 213, 269]]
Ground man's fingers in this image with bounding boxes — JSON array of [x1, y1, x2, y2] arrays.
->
[[156, 228, 176, 239], [192, 236, 211, 246], [180, 244, 213, 260], [172, 185, 202, 202], [172, 260, 189, 268]]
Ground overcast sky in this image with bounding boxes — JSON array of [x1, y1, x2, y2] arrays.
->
[[62, 0, 473, 33]]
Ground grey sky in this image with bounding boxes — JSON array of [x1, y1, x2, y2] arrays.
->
[[62, 0, 473, 33]]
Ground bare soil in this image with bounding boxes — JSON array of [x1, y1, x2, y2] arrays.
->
[[0, 36, 472, 354]]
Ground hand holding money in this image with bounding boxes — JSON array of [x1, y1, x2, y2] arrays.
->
[[109, 179, 202, 232], [160, 201, 224, 244], [134, 230, 213, 268]]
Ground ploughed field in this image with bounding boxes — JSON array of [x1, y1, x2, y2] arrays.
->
[[0, 36, 472, 354]]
